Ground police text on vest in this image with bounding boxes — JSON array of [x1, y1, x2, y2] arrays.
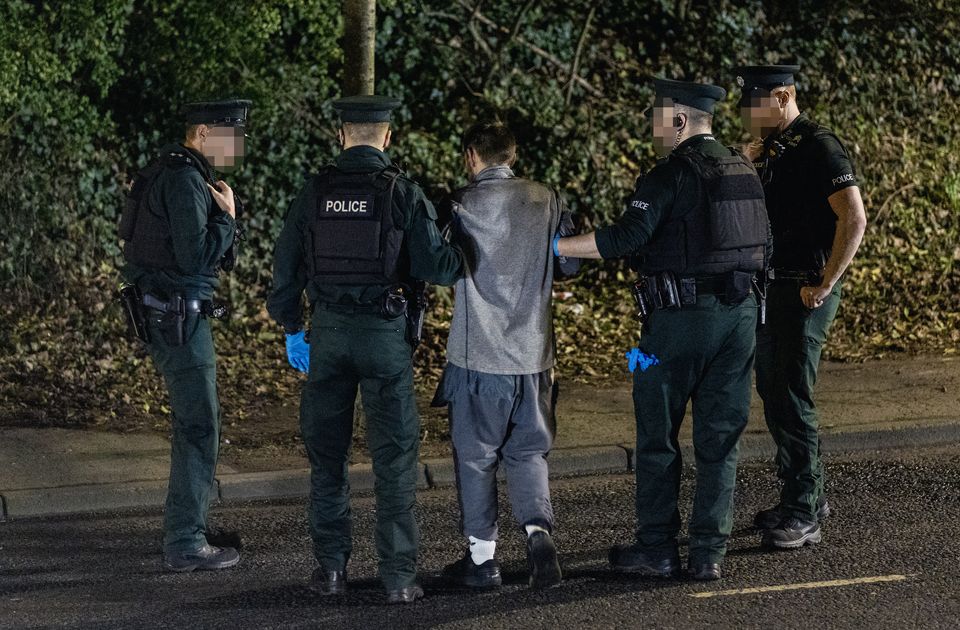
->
[[326, 199, 369, 213]]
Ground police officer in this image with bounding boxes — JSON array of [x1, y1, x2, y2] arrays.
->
[[267, 95, 464, 604], [120, 99, 251, 571], [557, 79, 770, 580], [734, 65, 866, 548]]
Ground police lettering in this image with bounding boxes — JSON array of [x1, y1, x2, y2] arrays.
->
[[325, 199, 369, 213], [631, 200, 650, 210], [831, 173, 855, 186]]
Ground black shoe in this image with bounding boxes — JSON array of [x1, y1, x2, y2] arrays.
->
[[762, 517, 822, 549], [310, 568, 347, 595], [386, 585, 424, 604], [688, 562, 722, 581], [442, 551, 502, 589], [754, 497, 831, 530], [163, 544, 240, 572], [608, 544, 679, 578], [205, 526, 243, 550], [526, 531, 562, 589]]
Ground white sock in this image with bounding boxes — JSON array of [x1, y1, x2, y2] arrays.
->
[[468, 536, 496, 565], [525, 524, 548, 537]]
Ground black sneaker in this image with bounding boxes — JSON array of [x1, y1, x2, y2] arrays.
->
[[608, 544, 679, 578], [526, 531, 562, 589], [442, 551, 502, 589], [754, 497, 831, 530], [163, 544, 240, 572], [688, 562, 722, 581], [310, 568, 347, 596], [205, 526, 243, 550], [762, 517, 822, 549]]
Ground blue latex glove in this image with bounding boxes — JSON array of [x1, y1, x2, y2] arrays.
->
[[285, 331, 310, 373]]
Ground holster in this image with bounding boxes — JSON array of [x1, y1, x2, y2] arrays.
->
[[118, 285, 150, 343], [631, 271, 681, 327], [405, 281, 428, 348]]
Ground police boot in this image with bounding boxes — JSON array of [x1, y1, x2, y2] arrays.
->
[[442, 551, 502, 590], [163, 544, 240, 573], [310, 567, 347, 596], [385, 585, 424, 605], [762, 517, 822, 549], [688, 561, 722, 581], [608, 544, 679, 578], [526, 530, 562, 589]]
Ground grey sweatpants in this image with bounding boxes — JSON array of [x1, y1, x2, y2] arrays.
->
[[433, 363, 557, 541]]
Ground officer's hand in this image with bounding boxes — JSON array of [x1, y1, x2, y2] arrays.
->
[[801, 284, 831, 309], [743, 139, 764, 162], [285, 331, 310, 373], [207, 180, 237, 218]]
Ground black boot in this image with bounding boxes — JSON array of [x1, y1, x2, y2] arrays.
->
[[385, 585, 424, 604], [762, 517, 822, 549], [754, 497, 831, 530], [310, 568, 347, 595], [608, 544, 679, 578], [688, 561, 722, 581], [205, 526, 243, 550]]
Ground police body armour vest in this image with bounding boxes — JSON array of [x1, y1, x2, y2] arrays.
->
[[303, 165, 404, 285], [638, 146, 768, 276], [120, 151, 207, 271]]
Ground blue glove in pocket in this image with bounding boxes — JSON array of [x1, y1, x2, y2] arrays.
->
[[285, 331, 310, 373]]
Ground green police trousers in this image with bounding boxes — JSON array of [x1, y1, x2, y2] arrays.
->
[[146, 312, 220, 553], [632, 294, 758, 566], [755, 280, 841, 521], [300, 307, 420, 591]]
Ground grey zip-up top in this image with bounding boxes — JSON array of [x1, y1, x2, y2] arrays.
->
[[446, 165, 578, 375]]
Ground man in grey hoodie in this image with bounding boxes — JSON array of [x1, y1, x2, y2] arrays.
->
[[433, 122, 579, 590]]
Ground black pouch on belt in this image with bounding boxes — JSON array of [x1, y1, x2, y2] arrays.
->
[[159, 293, 186, 346], [723, 270, 754, 305]]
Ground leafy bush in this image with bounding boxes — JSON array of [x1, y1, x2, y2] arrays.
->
[[1, 0, 957, 430]]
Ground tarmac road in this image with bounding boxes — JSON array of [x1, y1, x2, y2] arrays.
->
[[2, 445, 959, 629]]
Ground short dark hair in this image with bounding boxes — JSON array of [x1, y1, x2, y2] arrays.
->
[[461, 122, 517, 166]]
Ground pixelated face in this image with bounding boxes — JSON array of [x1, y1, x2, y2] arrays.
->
[[651, 97, 678, 156], [739, 88, 782, 138], [204, 126, 246, 172]]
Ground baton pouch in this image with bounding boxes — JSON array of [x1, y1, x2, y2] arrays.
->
[[158, 294, 186, 346], [724, 271, 754, 305]]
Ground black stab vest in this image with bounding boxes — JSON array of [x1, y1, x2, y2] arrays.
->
[[637, 146, 769, 276], [303, 165, 405, 285]]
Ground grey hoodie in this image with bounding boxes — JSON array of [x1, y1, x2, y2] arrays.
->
[[446, 166, 578, 375]]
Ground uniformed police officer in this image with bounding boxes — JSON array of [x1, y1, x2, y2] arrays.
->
[[734, 65, 866, 548], [267, 95, 464, 604], [120, 99, 251, 572], [557, 79, 771, 580]]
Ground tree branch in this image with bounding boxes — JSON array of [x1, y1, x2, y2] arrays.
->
[[482, 0, 538, 89], [565, 5, 596, 106], [456, 0, 602, 97]]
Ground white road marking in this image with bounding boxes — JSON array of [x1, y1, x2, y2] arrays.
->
[[690, 574, 915, 599]]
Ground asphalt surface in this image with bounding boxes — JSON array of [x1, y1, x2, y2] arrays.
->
[[2, 445, 960, 629]]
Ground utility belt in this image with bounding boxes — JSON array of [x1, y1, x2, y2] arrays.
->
[[316, 282, 429, 348], [771, 269, 822, 285], [630, 270, 766, 329], [118, 285, 226, 346]]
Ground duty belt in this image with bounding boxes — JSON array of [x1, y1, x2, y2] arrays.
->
[[141, 293, 225, 319], [318, 301, 381, 315], [772, 269, 820, 284], [682, 275, 727, 297]]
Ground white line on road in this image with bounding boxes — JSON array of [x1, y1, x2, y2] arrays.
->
[[690, 574, 915, 599]]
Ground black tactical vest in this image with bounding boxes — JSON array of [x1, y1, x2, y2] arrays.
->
[[638, 146, 768, 276], [119, 150, 210, 271], [303, 165, 405, 285]]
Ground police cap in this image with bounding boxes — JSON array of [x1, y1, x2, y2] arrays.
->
[[652, 78, 727, 115], [332, 95, 402, 123], [734, 65, 801, 93], [182, 99, 252, 127]]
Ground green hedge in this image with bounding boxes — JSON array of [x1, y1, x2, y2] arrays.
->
[[1, 0, 958, 429]]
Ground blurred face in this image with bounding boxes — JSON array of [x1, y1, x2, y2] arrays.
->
[[739, 88, 783, 138], [202, 126, 246, 172], [651, 98, 679, 157]]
